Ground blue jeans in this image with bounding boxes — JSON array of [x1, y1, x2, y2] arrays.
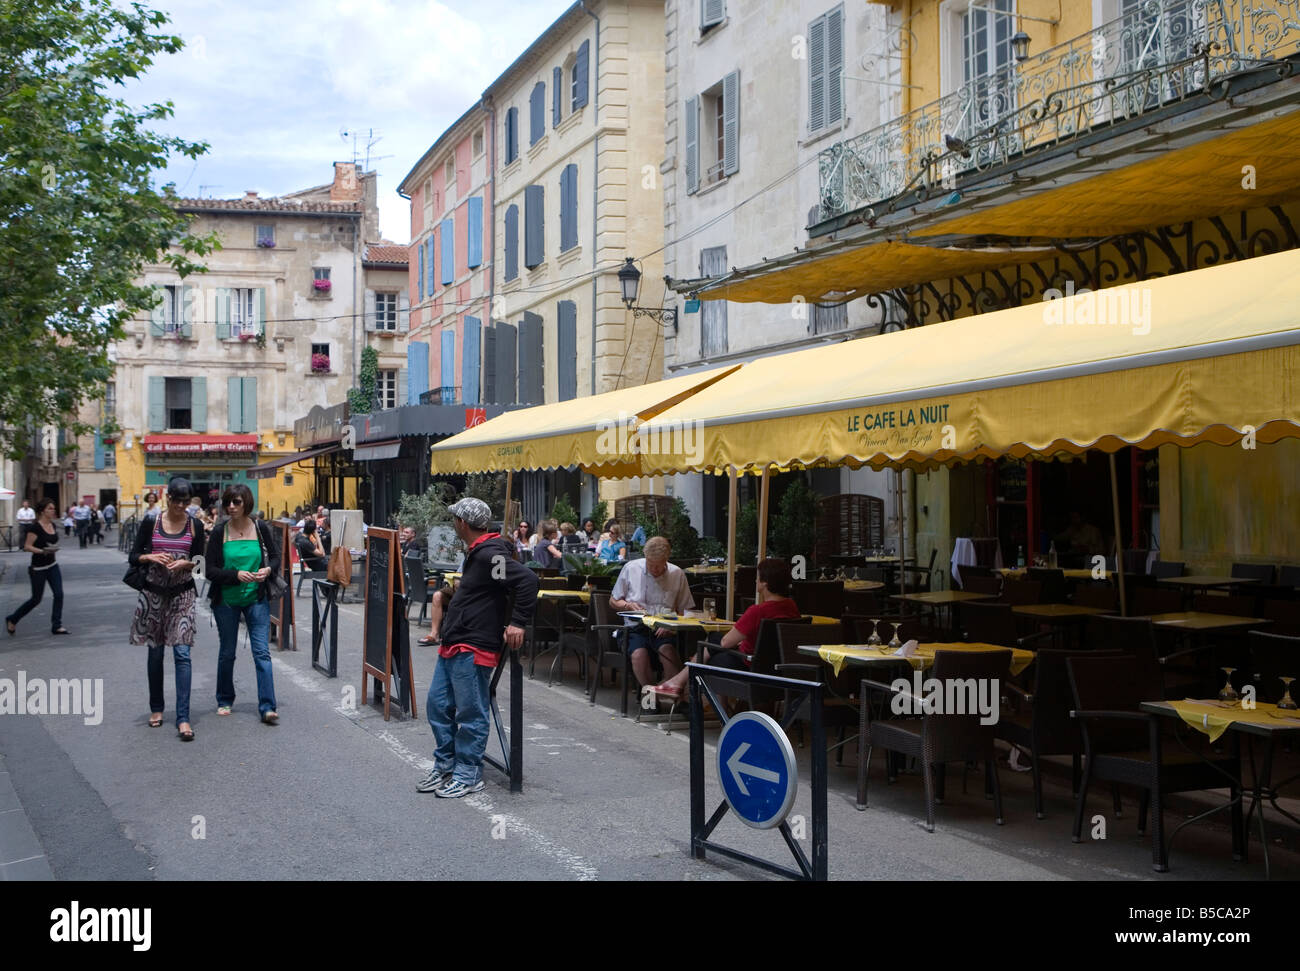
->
[[426, 650, 493, 785], [213, 600, 276, 715], [148, 644, 192, 726], [7, 565, 63, 632]]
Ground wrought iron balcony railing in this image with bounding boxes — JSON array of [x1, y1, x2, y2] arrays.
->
[[418, 386, 461, 406], [817, 0, 1300, 222]]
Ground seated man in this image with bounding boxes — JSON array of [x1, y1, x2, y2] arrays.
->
[[608, 537, 695, 690], [294, 518, 329, 571]]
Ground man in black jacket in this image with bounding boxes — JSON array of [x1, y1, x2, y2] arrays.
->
[[418, 498, 538, 798]]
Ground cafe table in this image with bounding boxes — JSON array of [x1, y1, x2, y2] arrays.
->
[[1012, 603, 1114, 647], [891, 589, 994, 631], [999, 567, 1113, 581], [844, 579, 885, 593], [798, 641, 1035, 677], [537, 589, 591, 603], [1157, 574, 1260, 608], [1141, 698, 1300, 878], [643, 612, 839, 664], [1149, 612, 1271, 633]]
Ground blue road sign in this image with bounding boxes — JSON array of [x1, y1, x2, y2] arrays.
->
[[716, 711, 797, 830]]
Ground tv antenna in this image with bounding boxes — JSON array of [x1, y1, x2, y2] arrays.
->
[[198, 184, 223, 197], [339, 127, 394, 172]]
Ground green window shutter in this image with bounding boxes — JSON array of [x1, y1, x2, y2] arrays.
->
[[685, 97, 699, 195], [256, 288, 267, 336], [149, 286, 166, 336], [191, 376, 207, 432], [723, 70, 740, 176], [181, 284, 195, 339], [216, 287, 231, 340], [148, 377, 165, 432], [93, 432, 105, 470], [227, 376, 243, 433], [241, 377, 258, 433]]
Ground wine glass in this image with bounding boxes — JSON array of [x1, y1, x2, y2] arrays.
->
[[888, 622, 903, 650], [1277, 677, 1297, 711], [867, 619, 882, 647], [1218, 667, 1239, 703]]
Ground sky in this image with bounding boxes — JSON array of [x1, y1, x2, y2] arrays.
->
[[126, 0, 576, 242]]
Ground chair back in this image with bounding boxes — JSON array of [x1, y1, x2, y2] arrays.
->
[[1149, 560, 1185, 579], [1026, 568, 1067, 604], [734, 566, 758, 600], [1231, 562, 1275, 584], [403, 555, 429, 606], [959, 602, 1020, 647], [1085, 615, 1162, 696], [963, 575, 1003, 597], [1132, 586, 1184, 616], [1279, 565, 1300, 588], [585, 574, 615, 591], [1066, 654, 1151, 754], [1261, 599, 1300, 637], [957, 563, 994, 589], [1001, 578, 1042, 605], [843, 589, 885, 616], [1247, 631, 1300, 703], [1072, 583, 1117, 611], [790, 580, 845, 620], [538, 576, 569, 590], [1027, 649, 1122, 755], [1191, 592, 1256, 617], [924, 649, 1012, 762]]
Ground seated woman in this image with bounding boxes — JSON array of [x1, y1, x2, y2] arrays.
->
[[511, 520, 533, 561], [644, 557, 800, 701], [531, 520, 564, 569], [597, 523, 627, 563], [294, 519, 328, 571]]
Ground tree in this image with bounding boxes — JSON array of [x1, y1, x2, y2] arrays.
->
[[0, 0, 217, 457]]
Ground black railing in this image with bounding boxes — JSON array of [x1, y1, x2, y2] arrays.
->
[[418, 386, 461, 405]]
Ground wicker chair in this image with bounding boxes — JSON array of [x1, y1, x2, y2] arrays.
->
[[1084, 614, 1211, 698], [790, 580, 845, 620], [962, 575, 1003, 597], [701, 616, 812, 714], [960, 601, 1056, 652], [1001, 578, 1043, 606], [1066, 653, 1244, 872], [773, 622, 856, 761], [858, 648, 1013, 831], [586, 594, 634, 715], [1231, 562, 1276, 585], [1072, 583, 1118, 611], [1026, 568, 1068, 604], [1132, 586, 1184, 616], [1149, 560, 1185, 579]]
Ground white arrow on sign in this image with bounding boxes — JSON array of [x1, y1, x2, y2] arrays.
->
[[726, 742, 781, 796]]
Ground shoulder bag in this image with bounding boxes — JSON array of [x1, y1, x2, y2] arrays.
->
[[256, 521, 288, 600]]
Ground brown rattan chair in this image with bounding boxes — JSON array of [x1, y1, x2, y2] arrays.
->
[[959, 601, 1055, 652], [1247, 631, 1300, 704], [1132, 586, 1184, 616], [1026, 568, 1068, 604], [1072, 583, 1118, 611], [790, 580, 846, 620], [1001, 578, 1043, 606], [962, 575, 1004, 597], [773, 622, 858, 761], [1150, 560, 1185, 579], [586, 594, 634, 715]]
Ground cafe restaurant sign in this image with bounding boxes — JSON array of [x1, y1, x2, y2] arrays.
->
[[143, 435, 260, 456]]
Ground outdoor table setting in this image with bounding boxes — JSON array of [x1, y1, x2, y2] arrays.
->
[[1148, 611, 1271, 632], [796, 641, 1035, 677], [1011, 602, 1114, 646], [537, 588, 591, 603], [998, 567, 1113, 581], [891, 589, 994, 630]]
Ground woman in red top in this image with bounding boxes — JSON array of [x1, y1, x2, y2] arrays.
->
[[645, 558, 799, 700]]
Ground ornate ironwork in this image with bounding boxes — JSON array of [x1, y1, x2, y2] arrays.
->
[[818, 0, 1300, 221]]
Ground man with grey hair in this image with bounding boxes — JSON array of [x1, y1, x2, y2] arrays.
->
[[418, 497, 538, 798], [610, 536, 695, 689]]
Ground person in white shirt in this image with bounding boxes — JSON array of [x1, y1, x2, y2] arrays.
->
[[609, 537, 695, 689], [102, 503, 116, 533], [15, 500, 36, 524]]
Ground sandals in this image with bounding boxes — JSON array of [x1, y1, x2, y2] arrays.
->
[[216, 705, 232, 716], [5, 621, 15, 636], [642, 683, 685, 701], [262, 711, 279, 726], [177, 724, 194, 742], [148, 713, 164, 728]]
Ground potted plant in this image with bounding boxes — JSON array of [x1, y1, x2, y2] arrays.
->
[[311, 353, 331, 373], [239, 332, 255, 342], [99, 416, 121, 445], [257, 238, 276, 248], [313, 278, 332, 293]]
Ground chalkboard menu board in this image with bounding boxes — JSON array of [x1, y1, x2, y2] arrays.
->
[[360, 527, 417, 720], [364, 530, 392, 674]]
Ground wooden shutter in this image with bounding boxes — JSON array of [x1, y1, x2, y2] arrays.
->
[[191, 376, 207, 432], [93, 431, 105, 470], [149, 286, 166, 336], [809, 13, 827, 131], [467, 196, 483, 268], [256, 289, 266, 336], [396, 369, 408, 410], [506, 107, 519, 163], [418, 243, 425, 301], [560, 164, 578, 252], [148, 376, 165, 432], [241, 377, 258, 434], [398, 291, 410, 333], [364, 289, 376, 331], [180, 284, 194, 339], [524, 184, 544, 268], [530, 81, 545, 145], [700, 246, 729, 357], [439, 331, 455, 402], [702, 0, 724, 29], [685, 96, 699, 194], [723, 70, 740, 176], [441, 218, 455, 285], [827, 5, 844, 125], [215, 287, 230, 340], [408, 340, 430, 404], [519, 311, 544, 405], [483, 322, 498, 403], [572, 40, 589, 110], [495, 322, 517, 405], [227, 376, 243, 433], [504, 204, 519, 281], [463, 316, 481, 404], [557, 300, 577, 402], [553, 66, 562, 126], [427, 237, 436, 294]]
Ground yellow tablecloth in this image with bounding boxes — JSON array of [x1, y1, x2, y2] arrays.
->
[[1165, 700, 1300, 743], [643, 614, 733, 632], [538, 589, 591, 602], [814, 642, 1034, 677]]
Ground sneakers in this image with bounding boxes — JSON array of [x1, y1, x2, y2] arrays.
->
[[417, 768, 452, 793], [435, 779, 485, 799]]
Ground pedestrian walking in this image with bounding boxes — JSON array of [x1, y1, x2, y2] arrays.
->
[[72, 499, 91, 547], [417, 498, 537, 798], [5, 498, 68, 636], [128, 477, 204, 740], [63, 506, 73, 537], [102, 501, 116, 534], [205, 484, 281, 724], [15, 500, 35, 525], [89, 503, 102, 544]]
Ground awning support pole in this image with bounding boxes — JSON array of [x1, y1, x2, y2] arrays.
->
[[757, 467, 770, 563], [897, 469, 907, 597], [726, 467, 738, 622], [504, 470, 513, 529], [1109, 453, 1128, 617]]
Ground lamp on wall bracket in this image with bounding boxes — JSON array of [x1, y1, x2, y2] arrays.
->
[[617, 257, 678, 334]]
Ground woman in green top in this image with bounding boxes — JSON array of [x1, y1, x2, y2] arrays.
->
[[206, 484, 281, 724]]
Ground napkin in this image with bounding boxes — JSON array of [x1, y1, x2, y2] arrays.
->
[[894, 639, 918, 657]]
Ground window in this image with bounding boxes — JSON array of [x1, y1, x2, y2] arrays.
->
[[159, 285, 180, 333], [529, 80, 546, 145], [165, 378, 192, 430], [311, 342, 330, 358], [229, 288, 258, 337], [104, 382, 116, 419], [524, 185, 544, 269], [699, 246, 728, 356], [810, 299, 850, 335], [472, 129, 484, 156], [504, 204, 519, 281], [375, 293, 398, 331], [504, 107, 520, 164], [103, 441, 116, 469], [255, 224, 275, 247], [313, 267, 330, 293], [559, 164, 578, 252], [444, 157, 456, 197], [808, 5, 845, 132], [953, 0, 1016, 138], [376, 369, 398, 411], [687, 71, 739, 193], [701, 0, 724, 33], [571, 40, 589, 112]]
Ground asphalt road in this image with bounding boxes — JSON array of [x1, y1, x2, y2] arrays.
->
[[2, 540, 1297, 881]]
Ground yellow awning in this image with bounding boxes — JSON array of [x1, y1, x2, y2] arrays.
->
[[428, 366, 741, 476], [635, 250, 1300, 473]]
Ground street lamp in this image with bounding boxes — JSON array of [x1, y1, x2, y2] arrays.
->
[[617, 257, 677, 333]]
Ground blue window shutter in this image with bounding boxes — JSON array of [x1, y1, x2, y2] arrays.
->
[[463, 316, 481, 404], [242, 377, 258, 434], [504, 204, 519, 281], [557, 301, 577, 401], [685, 96, 699, 194], [180, 284, 194, 339], [427, 237, 436, 294], [191, 376, 207, 433], [227, 376, 243, 433], [495, 322, 517, 406], [467, 196, 483, 268], [572, 40, 589, 110], [148, 377, 165, 432], [440, 331, 455, 402], [553, 67, 562, 126], [418, 243, 425, 301], [93, 431, 105, 470], [441, 218, 455, 284], [560, 164, 577, 252], [524, 184, 544, 269], [530, 81, 545, 145], [723, 70, 740, 176], [408, 341, 430, 405], [505, 107, 518, 163], [519, 311, 544, 406]]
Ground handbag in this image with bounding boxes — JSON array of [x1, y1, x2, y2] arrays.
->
[[257, 521, 288, 600], [327, 521, 352, 587], [123, 516, 157, 592]]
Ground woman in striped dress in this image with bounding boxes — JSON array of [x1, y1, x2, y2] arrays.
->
[[129, 477, 206, 741]]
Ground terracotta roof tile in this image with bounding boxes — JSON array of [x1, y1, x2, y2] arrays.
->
[[364, 243, 410, 265], [173, 197, 362, 214]]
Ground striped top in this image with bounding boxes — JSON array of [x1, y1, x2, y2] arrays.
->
[[152, 517, 194, 557]]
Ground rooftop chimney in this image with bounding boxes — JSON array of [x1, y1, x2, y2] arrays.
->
[[331, 162, 361, 203], [244, 190, 259, 201]]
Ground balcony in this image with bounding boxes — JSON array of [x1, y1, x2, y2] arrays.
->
[[418, 386, 462, 406], [817, 0, 1300, 223]]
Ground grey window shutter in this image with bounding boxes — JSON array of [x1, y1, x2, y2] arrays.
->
[[181, 284, 195, 339], [484, 322, 498, 403], [572, 40, 589, 110], [463, 316, 481, 404], [227, 376, 243, 433], [524, 184, 544, 269], [702, 0, 724, 29], [495, 322, 517, 405], [148, 376, 165, 432], [553, 66, 562, 126], [700, 246, 729, 357], [723, 70, 740, 176], [520, 311, 544, 405], [560, 164, 576, 252], [506, 107, 519, 163], [398, 292, 410, 333], [418, 243, 425, 301], [530, 81, 545, 145], [504, 205, 519, 281], [557, 300, 577, 401], [364, 288, 376, 331], [256, 288, 267, 336], [242, 377, 257, 432], [684, 96, 699, 195], [215, 287, 230, 340], [827, 5, 844, 125], [809, 14, 827, 131], [149, 286, 166, 336], [396, 368, 408, 409], [191, 376, 207, 432]]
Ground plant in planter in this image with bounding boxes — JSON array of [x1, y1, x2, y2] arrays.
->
[[311, 353, 331, 373], [238, 332, 255, 341], [257, 238, 275, 248], [99, 416, 121, 445], [312, 278, 331, 293]]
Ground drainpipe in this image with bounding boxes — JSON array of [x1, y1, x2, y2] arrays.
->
[[485, 95, 497, 381], [582, 0, 599, 396], [352, 211, 360, 387]]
